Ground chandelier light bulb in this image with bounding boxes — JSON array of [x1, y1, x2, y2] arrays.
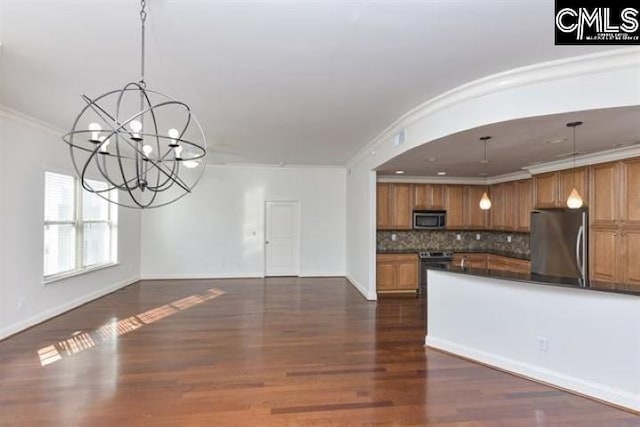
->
[[99, 136, 111, 154], [566, 188, 584, 209], [88, 122, 102, 142], [129, 120, 143, 140], [142, 144, 153, 157], [168, 128, 180, 147], [479, 192, 492, 210], [174, 145, 183, 159]]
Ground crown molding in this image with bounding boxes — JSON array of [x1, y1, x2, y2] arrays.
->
[[347, 47, 640, 168], [486, 171, 532, 185], [377, 145, 640, 185], [524, 144, 640, 175], [0, 104, 65, 136], [377, 175, 487, 185]]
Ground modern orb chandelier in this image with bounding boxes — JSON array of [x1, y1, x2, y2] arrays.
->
[[62, 0, 207, 208]]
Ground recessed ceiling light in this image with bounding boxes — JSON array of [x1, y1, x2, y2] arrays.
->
[[546, 138, 567, 145], [395, 170, 405, 174], [612, 143, 628, 148], [425, 157, 438, 162], [480, 160, 490, 164], [371, 150, 376, 155], [479, 172, 488, 176], [437, 171, 447, 176]]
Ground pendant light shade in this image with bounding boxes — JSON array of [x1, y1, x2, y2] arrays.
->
[[479, 136, 492, 210], [479, 191, 492, 210], [566, 121, 583, 209], [566, 187, 584, 209]]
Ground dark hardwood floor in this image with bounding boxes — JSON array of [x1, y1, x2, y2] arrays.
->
[[0, 277, 638, 426]]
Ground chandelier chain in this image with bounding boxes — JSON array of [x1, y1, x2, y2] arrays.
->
[[140, 0, 147, 87]]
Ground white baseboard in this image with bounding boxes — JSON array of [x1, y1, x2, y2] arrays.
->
[[346, 274, 377, 301], [425, 335, 640, 413], [140, 272, 265, 280], [299, 271, 346, 278], [0, 276, 140, 341]]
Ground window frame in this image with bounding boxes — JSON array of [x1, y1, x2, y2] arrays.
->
[[43, 171, 119, 284]]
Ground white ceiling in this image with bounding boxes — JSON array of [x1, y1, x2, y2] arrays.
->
[[0, 0, 614, 165], [377, 106, 640, 177]]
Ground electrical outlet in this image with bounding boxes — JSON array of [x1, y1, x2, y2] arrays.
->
[[507, 235, 512, 243], [537, 336, 549, 352], [391, 233, 397, 242], [476, 234, 481, 240], [456, 234, 462, 241]]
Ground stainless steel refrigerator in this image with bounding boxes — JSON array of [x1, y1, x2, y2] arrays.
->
[[530, 208, 588, 283]]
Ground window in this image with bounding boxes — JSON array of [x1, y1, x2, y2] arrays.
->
[[44, 172, 118, 281]]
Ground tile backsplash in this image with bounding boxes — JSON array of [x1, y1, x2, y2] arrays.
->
[[377, 230, 530, 257]]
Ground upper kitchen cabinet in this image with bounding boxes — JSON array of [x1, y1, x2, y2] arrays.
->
[[444, 185, 465, 229], [489, 183, 505, 229], [589, 160, 640, 228], [533, 172, 558, 208], [489, 179, 531, 232], [413, 184, 444, 210], [558, 168, 589, 208], [376, 183, 413, 230], [464, 186, 489, 229], [514, 179, 532, 232], [533, 168, 588, 209], [590, 162, 619, 227]]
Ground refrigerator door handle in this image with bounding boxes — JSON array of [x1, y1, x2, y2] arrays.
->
[[576, 225, 585, 280]]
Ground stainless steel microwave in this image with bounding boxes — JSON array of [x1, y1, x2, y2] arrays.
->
[[413, 210, 446, 229]]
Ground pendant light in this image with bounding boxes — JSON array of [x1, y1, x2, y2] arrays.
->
[[479, 136, 492, 210], [566, 121, 584, 209], [62, 0, 207, 209]]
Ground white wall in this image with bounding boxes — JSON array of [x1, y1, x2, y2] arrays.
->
[[141, 165, 346, 279], [0, 110, 141, 339], [426, 270, 640, 411], [345, 49, 640, 299]]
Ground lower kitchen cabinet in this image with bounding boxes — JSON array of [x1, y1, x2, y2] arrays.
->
[[452, 253, 530, 274], [452, 253, 487, 269], [376, 254, 419, 293]]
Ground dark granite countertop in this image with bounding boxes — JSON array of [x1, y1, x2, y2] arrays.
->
[[377, 249, 530, 260], [426, 264, 640, 297]]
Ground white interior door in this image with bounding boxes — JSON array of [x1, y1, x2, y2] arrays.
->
[[265, 201, 300, 276]]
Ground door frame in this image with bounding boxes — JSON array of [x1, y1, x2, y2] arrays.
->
[[264, 200, 301, 277]]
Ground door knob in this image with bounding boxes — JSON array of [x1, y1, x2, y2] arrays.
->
[[265, 240, 270, 244]]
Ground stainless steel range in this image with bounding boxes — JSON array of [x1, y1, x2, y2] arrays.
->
[[419, 251, 453, 295]]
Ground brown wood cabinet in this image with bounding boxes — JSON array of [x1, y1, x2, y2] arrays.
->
[[413, 184, 444, 210], [514, 179, 532, 232], [489, 179, 531, 232], [376, 183, 413, 230], [533, 168, 588, 209], [589, 159, 640, 288], [376, 254, 419, 293], [464, 186, 489, 229], [452, 253, 487, 269], [444, 185, 465, 229], [452, 253, 530, 273], [489, 184, 506, 229]]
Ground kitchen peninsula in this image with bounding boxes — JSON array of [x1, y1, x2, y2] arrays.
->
[[425, 266, 640, 412]]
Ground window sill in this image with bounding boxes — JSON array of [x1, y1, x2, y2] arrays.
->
[[44, 262, 120, 285]]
